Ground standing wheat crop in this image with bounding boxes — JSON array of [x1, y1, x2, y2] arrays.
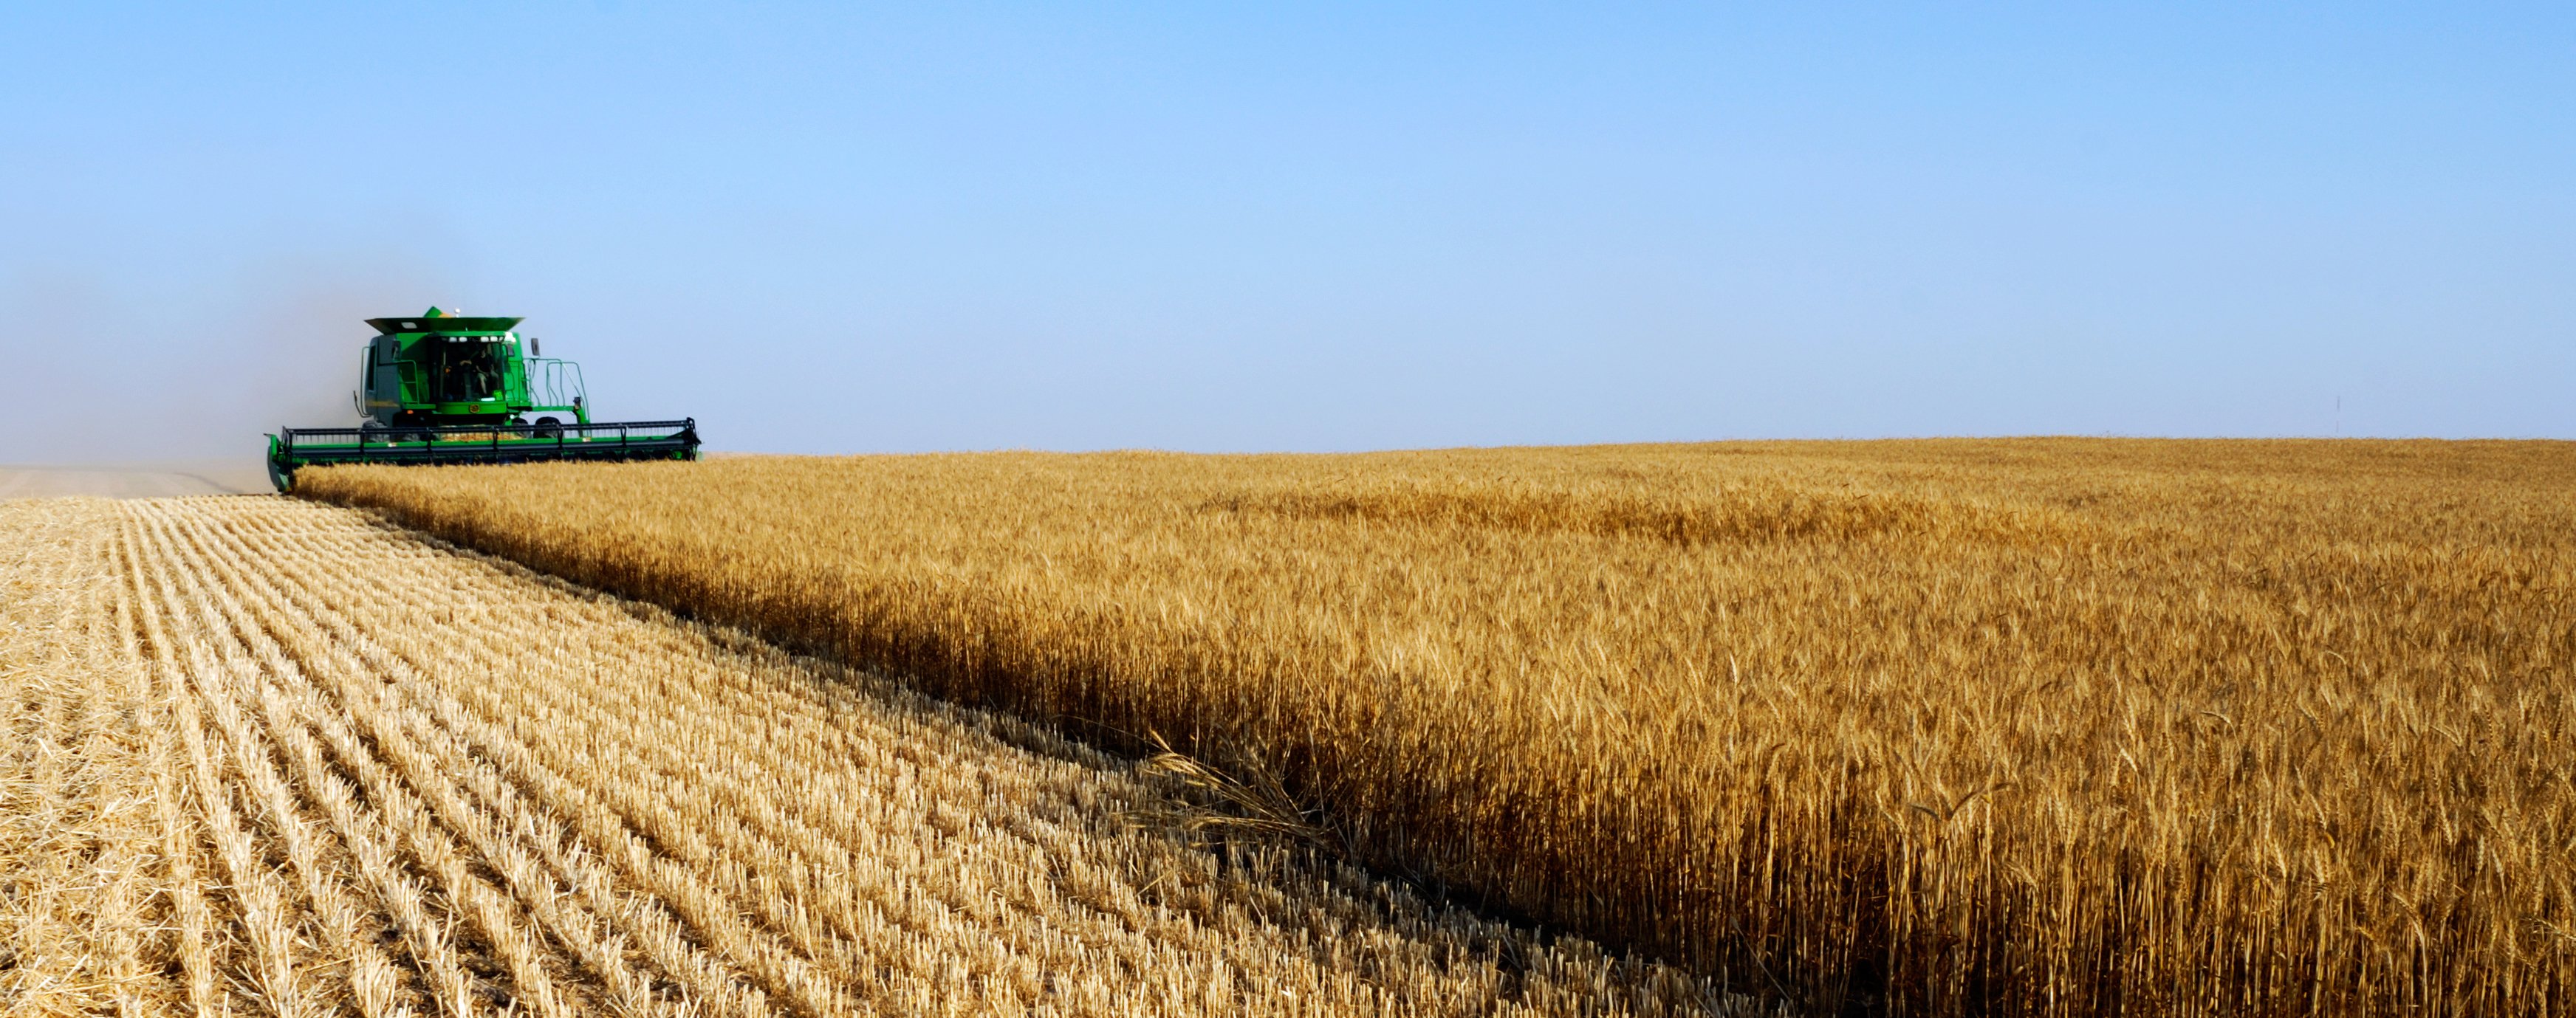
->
[[303, 439, 2576, 1016]]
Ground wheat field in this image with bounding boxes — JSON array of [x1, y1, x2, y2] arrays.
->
[[301, 439, 2576, 1017], [0, 495, 1725, 1017]]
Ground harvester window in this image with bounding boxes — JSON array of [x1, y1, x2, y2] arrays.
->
[[436, 344, 501, 402]]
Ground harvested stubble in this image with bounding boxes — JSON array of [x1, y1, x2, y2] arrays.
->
[[0, 495, 1720, 1017], [0, 499, 172, 1014], [302, 439, 2576, 1017]]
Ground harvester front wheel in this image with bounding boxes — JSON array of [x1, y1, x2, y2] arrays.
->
[[533, 416, 564, 440]]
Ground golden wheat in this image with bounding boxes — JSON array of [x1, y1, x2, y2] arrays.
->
[[0, 494, 1719, 1016], [299, 439, 2576, 1017]]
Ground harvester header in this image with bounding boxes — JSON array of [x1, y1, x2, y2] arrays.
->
[[264, 308, 699, 492]]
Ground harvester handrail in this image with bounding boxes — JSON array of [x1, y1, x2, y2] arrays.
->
[[529, 357, 588, 410]]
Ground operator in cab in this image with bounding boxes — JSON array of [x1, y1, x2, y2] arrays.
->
[[442, 352, 496, 402]]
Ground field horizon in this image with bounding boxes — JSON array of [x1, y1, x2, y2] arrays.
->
[[13, 436, 2563, 499]]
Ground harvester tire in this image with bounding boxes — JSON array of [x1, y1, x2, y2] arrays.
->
[[533, 416, 564, 440]]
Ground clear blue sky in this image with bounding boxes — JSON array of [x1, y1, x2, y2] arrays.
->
[[4, 4, 2569, 459]]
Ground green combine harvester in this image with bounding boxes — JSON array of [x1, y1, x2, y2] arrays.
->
[[265, 308, 699, 492]]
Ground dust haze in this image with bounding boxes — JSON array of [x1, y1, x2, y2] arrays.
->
[[1, 252, 459, 468]]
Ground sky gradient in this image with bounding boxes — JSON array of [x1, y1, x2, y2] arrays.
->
[[4, 3, 2570, 460]]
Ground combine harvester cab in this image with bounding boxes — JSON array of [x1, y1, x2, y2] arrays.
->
[[266, 307, 699, 492]]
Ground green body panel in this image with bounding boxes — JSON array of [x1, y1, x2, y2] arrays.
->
[[358, 308, 589, 426]]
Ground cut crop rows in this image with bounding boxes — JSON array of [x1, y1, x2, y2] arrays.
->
[[1, 495, 1719, 1017]]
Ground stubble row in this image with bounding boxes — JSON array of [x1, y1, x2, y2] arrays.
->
[[0, 495, 1719, 1017]]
